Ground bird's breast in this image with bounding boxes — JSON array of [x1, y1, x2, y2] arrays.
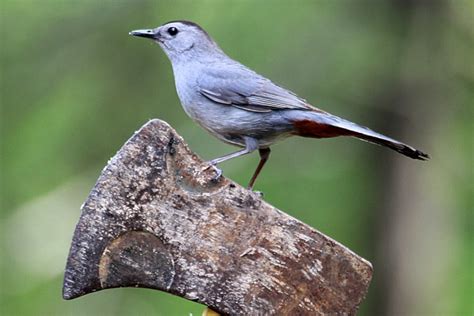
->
[[171, 64, 294, 148]]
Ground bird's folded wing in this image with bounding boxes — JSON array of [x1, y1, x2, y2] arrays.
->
[[198, 65, 315, 113]]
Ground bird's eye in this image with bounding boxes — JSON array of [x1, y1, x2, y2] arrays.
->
[[167, 27, 178, 36]]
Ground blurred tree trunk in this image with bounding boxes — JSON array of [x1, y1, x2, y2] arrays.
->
[[372, 1, 452, 315]]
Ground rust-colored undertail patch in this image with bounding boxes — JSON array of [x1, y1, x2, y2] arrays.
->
[[292, 120, 355, 138]]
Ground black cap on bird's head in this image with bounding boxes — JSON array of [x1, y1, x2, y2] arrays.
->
[[129, 20, 221, 60]]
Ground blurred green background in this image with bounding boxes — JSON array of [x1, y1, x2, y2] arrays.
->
[[1, 0, 472, 315]]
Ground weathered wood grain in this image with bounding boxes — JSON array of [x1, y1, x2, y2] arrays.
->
[[63, 119, 373, 315]]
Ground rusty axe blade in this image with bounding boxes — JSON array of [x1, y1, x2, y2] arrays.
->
[[63, 119, 373, 315]]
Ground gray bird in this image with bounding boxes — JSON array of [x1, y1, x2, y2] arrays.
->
[[130, 20, 429, 189]]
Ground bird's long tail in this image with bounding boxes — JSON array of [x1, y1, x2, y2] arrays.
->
[[288, 111, 429, 160]]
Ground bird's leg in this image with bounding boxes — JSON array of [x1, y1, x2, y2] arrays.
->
[[205, 137, 259, 181], [209, 149, 251, 165], [247, 148, 271, 190]]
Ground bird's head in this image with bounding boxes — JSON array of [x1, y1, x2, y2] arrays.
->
[[130, 21, 222, 62]]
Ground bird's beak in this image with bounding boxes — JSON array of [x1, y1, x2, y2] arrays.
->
[[129, 29, 159, 40]]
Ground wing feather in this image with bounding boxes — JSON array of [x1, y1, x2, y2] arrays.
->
[[197, 64, 314, 112]]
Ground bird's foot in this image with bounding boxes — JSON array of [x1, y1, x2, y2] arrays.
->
[[247, 188, 264, 197], [203, 163, 223, 182], [254, 191, 264, 197]]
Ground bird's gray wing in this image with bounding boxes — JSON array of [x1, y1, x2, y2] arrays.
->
[[197, 64, 314, 113]]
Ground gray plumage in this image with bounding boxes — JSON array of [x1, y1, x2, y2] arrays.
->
[[130, 21, 429, 189]]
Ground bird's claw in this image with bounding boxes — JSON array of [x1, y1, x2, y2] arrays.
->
[[203, 163, 223, 182], [251, 190, 264, 197], [211, 166, 223, 182]]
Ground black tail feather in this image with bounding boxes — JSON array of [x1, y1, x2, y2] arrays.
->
[[290, 111, 430, 160], [357, 133, 430, 160]]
